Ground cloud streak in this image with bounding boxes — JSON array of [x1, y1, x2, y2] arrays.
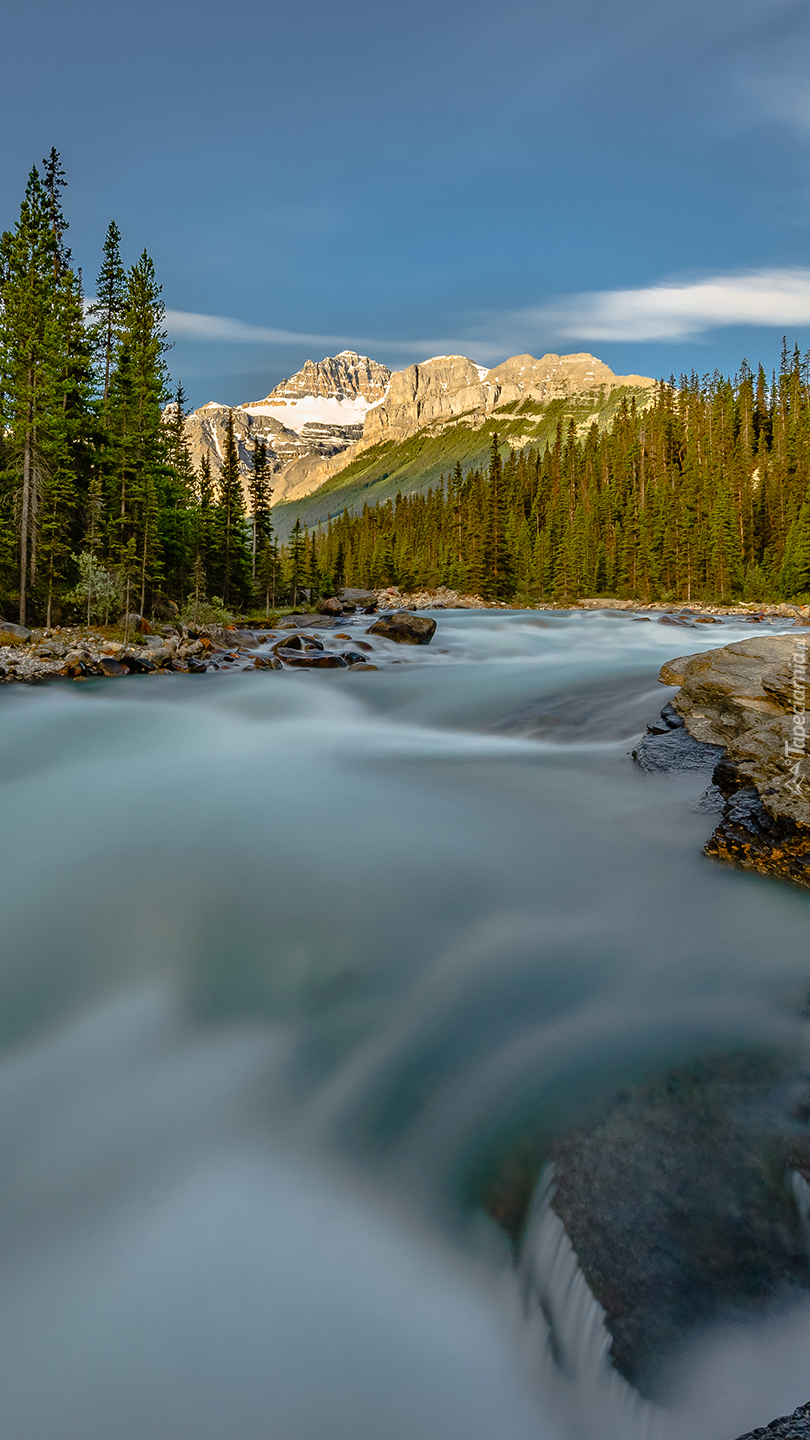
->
[[533, 269, 810, 342], [163, 309, 507, 363], [164, 269, 810, 368]]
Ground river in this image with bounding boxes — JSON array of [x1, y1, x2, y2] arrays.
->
[[2, 608, 810, 1440]]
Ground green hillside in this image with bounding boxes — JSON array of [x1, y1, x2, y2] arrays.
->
[[271, 383, 654, 538]]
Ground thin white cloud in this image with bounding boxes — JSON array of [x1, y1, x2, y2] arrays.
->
[[534, 269, 810, 342], [163, 308, 507, 364], [164, 273, 810, 368], [164, 311, 342, 346]]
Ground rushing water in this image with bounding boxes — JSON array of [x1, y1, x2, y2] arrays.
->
[[4, 609, 810, 1439]]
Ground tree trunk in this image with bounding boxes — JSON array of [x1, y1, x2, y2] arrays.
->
[[19, 420, 31, 626]]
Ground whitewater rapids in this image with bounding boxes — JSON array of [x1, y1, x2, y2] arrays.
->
[[1, 609, 810, 1439]]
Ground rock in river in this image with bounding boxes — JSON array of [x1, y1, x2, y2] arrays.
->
[[366, 612, 437, 644], [276, 649, 347, 668], [653, 634, 810, 885]]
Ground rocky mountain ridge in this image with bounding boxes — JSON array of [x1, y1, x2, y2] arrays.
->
[[183, 349, 655, 514], [182, 351, 391, 505]]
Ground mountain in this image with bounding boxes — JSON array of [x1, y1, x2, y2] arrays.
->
[[182, 351, 391, 504], [182, 349, 655, 534], [268, 352, 656, 536]]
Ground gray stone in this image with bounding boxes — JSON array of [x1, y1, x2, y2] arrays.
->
[[632, 728, 724, 773], [366, 612, 437, 645], [0, 621, 31, 642], [339, 588, 378, 609]]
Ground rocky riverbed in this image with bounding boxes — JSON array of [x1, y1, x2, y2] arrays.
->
[[0, 605, 437, 684]]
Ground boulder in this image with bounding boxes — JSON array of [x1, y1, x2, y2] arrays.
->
[[186, 657, 207, 673], [485, 1054, 810, 1394], [317, 597, 344, 616], [339, 588, 378, 610], [120, 613, 152, 634], [120, 652, 156, 674], [348, 662, 379, 671], [253, 656, 282, 669], [96, 657, 128, 677], [0, 621, 32, 642], [153, 599, 180, 620], [366, 613, 437, 645], [271, 633, 324, 655], [339, 651, 372, 666]]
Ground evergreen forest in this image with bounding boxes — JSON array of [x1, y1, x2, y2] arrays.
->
[[4, 153, 810, 623], [314, 350, 810, 605]]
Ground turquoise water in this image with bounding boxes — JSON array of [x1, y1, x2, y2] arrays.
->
[[0, 609, 809, 1439]]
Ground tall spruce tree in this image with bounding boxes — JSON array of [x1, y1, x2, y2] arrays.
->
[[0, 165, 90, 623], [248, 436, 273, 583], [89, 222, 125, 407], [215, 410, 251, 609], [105, 250, 171, 613], [288, 517, 306, 608]]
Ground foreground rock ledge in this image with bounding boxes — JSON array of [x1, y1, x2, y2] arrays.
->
[[735, 1401, 810, 1438], [659, 634, 810, 886]]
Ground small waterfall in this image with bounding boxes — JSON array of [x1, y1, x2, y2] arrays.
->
[[517, 1166, 667, 1440], [792, 1170, 810, 1238]]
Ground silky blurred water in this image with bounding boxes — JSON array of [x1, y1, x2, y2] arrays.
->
[[3, 609, 810, 1439]]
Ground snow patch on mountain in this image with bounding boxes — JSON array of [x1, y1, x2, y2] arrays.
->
[[242, 395, 372, 432]]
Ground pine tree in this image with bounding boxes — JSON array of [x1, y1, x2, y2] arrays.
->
[[216, 410, 251, 609], [88, 222, 125, 408], [248, 436, 273, 582], [288, 517, 306, 608], [105, 250, 171, 613], [0, 165, 84, 624]]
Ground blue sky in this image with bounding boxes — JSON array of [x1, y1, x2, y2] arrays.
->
[[3, 0, 810, 406]]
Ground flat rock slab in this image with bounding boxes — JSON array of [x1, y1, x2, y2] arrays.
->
[[736, 1402, 810, 1438], [274, 615, 336, 630]]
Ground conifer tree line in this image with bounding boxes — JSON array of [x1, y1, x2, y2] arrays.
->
[[311, 345, 810, 605], [6, 156, 810, 622], [0, 153, 281, 626]]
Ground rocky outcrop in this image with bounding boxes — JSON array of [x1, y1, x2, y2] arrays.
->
[[243, 350, 390, 409], [484, 1053, 810, 1396], [657, 633, 810, 884], [363, 351, 654, 446], [735, 1403, 810, 1438]]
